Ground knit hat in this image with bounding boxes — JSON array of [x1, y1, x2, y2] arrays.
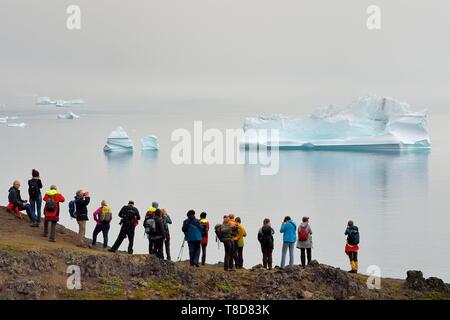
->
[[152, 201, 159, 209], [32, 169, 39, 178], [187, 210, 195, 217]]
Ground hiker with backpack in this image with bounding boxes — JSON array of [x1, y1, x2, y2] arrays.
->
[[199, 212, 209, 265], [74, 190, 90, 247], [345, 220, 360, 273], [181, 210, 204, 267], [161, 208, 172, 261], [234, 217, 247, 269], [145, 208, 166, 259], [296, 216, 313, 267], [7, 180, 35, 225], [215, 215, 235, 271], [89, 200, 112, 249], [28, 169, 43, 226], [143, 206, 157, 254], [42, 185, 65, 242], [280, 216, 297, 269], [258, 218, 275, 270], [109, 201, 141, 254]]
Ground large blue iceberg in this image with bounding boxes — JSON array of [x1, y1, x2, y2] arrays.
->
[[103, 127, 134, 153], [242, 95, 431, 150]]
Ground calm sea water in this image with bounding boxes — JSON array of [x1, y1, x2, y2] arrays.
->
[[1, 96, 449, 281]]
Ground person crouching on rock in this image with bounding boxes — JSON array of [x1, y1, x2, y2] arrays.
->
[[7, 180, 35, 225], [109, 200, 140, 254], [42, 185, 65, 242], [181, 210, 203, 267], [89, 200, 112, 249], [258, 218, 274, 270], [345, 220, 360, 273]]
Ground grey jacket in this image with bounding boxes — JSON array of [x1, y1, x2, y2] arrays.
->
[[296, 223, 313, 249]]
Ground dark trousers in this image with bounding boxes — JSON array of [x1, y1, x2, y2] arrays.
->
[[201, 243, 207, 265], [111, 225, 135, 254], [153, 238, 164, 259], [300, 248, 312, 267], [18, 203, 35, 223], [43, 220, 57, 241], [188, 241, 201, 266], [347, 251, 358, 262], [92, 223, 110, 248], [232, 240, 239, 268], [223, 239, 235, 270], [148, 239, 155, 254], [237, 246, 244, 268], [164, 238, 171, 260], [261, 245, 273, 269]]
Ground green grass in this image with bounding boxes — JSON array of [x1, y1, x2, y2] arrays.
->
[[137, 277, 185, 299], [216, 282, 233, 292], [100, 276, 125, 297]]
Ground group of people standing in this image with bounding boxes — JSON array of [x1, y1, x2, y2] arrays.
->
[[5, 169, 360, 274]]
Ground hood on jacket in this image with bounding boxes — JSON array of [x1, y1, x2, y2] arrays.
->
[[8, 187, 16, 192], [46, 189, 59, 196]]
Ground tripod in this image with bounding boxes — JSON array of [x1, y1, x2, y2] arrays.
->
[[177, 238, 186, 262]]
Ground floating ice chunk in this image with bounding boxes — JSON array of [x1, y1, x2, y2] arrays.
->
[[140, 135, 160, 151], [242, 95, 431, 150], [103, 127, 134, 152], [0, 117, 8, 123], [7, 122, 27, 128], [36, 97, 56, 105], [57, 112, 79, 120], [56, 99, 85, 107]]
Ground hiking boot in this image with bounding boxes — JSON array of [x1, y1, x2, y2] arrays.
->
[[108, 249, 116, 253], [42, 233, 48, 237], [49, 239, 56, 243], [194, 264, 200, 268]]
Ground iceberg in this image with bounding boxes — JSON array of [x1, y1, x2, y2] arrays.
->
[[7, 122, 27, 128], [36, 97, 56, 105], [242, 95, 431, 150], [56, 99, 85, 107], [57, 112, 79, 120], [0, 117, 8, 123], [103, 127, 134, 152], [140, 135, 160, 151]]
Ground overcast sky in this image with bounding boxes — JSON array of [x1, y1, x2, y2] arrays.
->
[[1, 0, 449, 106]]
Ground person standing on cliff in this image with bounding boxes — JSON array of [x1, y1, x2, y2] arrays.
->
[[28, 169, 43, 226], [345, 220, 360, 273], [258, 218, 275, 270], [182, 210, 203, 267], [280, 216, 297, 269], [42, 185, 65, 242], [234, 217, 247, 269], [89, 200, 112, 249], [161, 207, 172, 261], [109, 201, 140, 254], [199, 212, 209, 266], [296, 216, 313, 267], [74, 190, 90, 248]]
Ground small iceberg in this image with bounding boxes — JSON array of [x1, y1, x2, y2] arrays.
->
[[242, 95, 431, 151], [56, 99, 85, 107], [0, 117, 8, 123], [57, 112, 79, 120], [36, 97, 56, 105], [141, 135, 160, 151], [103, 127, 134, 153], [7, 122, 27, 128]]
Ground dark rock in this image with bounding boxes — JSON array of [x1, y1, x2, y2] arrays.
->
[[426, 277, 448, 292], [405, 270, 426, 291], [308, 260, 320, 267]]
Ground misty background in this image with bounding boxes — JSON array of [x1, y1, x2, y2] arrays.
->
[[1, 0, 449, 110]]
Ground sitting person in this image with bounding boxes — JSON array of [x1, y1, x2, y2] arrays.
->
[[8, 180, 36, 226]]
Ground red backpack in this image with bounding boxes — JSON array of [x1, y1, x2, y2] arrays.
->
[[298, 225, 309, 242]]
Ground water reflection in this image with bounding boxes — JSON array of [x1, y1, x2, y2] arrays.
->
[[104, 151, 134, 170]]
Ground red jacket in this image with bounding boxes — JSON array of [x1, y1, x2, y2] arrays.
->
[[43, 191, 65, 221]]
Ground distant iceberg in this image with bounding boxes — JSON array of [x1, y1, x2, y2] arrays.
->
[[242, 95, 431, 150], [0, 117, 8, 123], [141, 135, 160, 151], [56, 99, 85, 107], [57, 112, 79, 120], [36, 97, 56, 105], [103, 127, 134, 152], [7, 122, 27, 128]]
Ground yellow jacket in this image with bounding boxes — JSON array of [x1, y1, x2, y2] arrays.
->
[[237, 223, 247, 247]]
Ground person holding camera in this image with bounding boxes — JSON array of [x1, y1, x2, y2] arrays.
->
[[181, 210, 203, 267], [280, 215, 297, 269], [109, 200, 140, 254], [74, 189, 90, 247]]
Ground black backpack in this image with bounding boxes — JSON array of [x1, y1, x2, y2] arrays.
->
[[28, 180, 40, 200], [347, 227, 360, 245], [44, 196, 57, 213], [260, 226, 273, 244]]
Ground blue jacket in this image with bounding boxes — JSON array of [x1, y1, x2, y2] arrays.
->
[[280, 220, 297, 243], [182, 217, 203, 242]]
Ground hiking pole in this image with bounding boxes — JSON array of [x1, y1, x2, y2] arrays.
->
[[177, 238, 186, 262]]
